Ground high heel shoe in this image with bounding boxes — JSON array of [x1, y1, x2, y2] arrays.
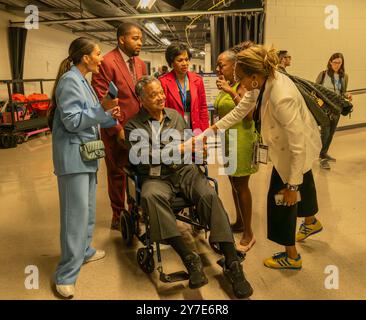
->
[[237, 236, 256, 253]]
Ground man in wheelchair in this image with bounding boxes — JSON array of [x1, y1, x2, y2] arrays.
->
[[120, 76, 253, 299]]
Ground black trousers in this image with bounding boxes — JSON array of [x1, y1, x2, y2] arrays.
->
[[267, 168, 319, 246], [320, 114, 340, 158]]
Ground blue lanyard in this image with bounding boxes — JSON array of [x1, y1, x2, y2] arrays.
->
[[176, 75, 188, 111]]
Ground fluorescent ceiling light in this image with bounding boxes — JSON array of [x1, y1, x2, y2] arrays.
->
[[137, 0, 157, 10], [145, 22, 161, 35], [161, 38, 171, 46]]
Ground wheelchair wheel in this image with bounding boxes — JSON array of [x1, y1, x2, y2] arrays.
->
[[137, 247, 155, 274], [120, 209, 133, 247]]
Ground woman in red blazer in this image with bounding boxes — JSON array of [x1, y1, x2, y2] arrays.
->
[[159, 44, 209, 133]]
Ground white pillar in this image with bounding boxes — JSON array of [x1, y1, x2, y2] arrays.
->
[[204, 43, 212, 72]]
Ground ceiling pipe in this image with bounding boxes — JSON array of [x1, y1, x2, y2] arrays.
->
[[0, 4, 82, 13], [9, 8, 264, 26]]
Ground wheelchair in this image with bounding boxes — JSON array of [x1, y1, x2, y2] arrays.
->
[[120, 163, 245, 284]]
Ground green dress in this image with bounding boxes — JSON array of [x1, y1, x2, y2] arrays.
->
[[214, 83, 259, 177]]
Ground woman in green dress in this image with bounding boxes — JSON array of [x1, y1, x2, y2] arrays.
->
[[214, 48, 258, 252]]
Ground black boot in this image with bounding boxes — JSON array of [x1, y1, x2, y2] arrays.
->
[[224, 261, 253, 298], [183, 252, 208, 289]]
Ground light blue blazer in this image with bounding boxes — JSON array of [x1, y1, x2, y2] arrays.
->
[[52, 66, 116, 176]]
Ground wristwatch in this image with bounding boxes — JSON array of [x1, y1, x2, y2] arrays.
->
[[286, 184, 299, 192]]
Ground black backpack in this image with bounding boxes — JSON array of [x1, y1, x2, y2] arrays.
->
[[280, 71, 353, 127]]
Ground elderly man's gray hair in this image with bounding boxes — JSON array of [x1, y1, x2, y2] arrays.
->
[[223, 49, 237, 62], [135, 76, 160, 98]]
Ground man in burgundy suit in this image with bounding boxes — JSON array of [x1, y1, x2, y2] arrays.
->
[[92, 23, 147, 230]]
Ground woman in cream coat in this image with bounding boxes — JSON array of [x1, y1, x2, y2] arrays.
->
[[210, 45, 323, 269]]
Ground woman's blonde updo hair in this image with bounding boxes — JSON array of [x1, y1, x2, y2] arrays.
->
[[236, 45, 279, 78]]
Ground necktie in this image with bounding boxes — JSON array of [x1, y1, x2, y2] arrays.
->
[[128, 58, 137, 84]]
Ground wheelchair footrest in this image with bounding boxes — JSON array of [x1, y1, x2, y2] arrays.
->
[[159, 270, 190, 283]]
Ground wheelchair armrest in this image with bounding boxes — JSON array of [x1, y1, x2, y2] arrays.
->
[[206, 176, 218, 195], [124, 166, 142, 200], [123, 165, 136, 178], [197, 161, 209, 176], [197, 162, 218, 195]]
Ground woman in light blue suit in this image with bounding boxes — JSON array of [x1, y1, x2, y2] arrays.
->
[[49, 37, 120, 298]]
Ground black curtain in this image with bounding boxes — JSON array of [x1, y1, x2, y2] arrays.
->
[[211, 12, 265, 69], [8, 27, 28, 94]]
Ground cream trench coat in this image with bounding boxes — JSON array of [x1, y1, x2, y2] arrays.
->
[[215, 71, 321, 185]]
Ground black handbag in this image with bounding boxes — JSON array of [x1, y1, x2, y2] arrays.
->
[[280, 71, 353, 127]]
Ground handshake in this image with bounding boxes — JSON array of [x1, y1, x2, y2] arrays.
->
[[179, 135, 208, 161]]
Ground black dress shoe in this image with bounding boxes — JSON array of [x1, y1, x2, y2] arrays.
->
[[183, 252, 208, 289], [224, 260, 253, 299]]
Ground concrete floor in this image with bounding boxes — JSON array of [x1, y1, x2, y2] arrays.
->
[[1, 128, 366, 300]]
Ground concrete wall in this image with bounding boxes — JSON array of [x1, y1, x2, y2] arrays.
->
[[265, 0, 366, 126]]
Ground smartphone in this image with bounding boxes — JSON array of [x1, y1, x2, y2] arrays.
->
[[108, 81, 118, 99], [275, 192, 301, 206]]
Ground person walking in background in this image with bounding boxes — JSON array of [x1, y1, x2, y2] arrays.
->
[[49, 37, 120, 298], [215, 47, 258, 252], [277, 50, 292, 73], [315, 52, 352, 170], [159, 43, 209, 133], [154, 66, 162, 78], [92, 23, 147, 230], [161, 65, 169, 76], [208, 45, 323, 269]]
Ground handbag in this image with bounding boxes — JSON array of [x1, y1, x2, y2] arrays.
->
[[79, 139, 105, 161], [279, 71, 353, 127]]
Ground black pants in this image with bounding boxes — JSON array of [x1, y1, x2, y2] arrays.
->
[[320, 114, 340, 158], [267, 168, 319, 246]]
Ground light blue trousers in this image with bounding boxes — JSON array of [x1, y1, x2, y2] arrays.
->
[[55, 172, 97, 285]]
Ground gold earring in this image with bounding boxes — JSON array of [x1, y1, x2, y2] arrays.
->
[[252, 80, 258, 88]]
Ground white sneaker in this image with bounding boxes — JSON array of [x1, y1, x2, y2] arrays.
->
[[56, 284, 75, 298], [83, 249, 106, 264]]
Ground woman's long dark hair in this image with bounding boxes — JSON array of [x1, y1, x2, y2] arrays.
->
[[48, 37, 97, 130]]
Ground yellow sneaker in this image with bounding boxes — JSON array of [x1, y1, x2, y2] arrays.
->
[[264, 252, 302, 270], [296, 219, 323, 242]]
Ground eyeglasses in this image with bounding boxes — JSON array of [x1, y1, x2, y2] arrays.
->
[[331, 61, 342, 65], [284, 55, 292, 59]]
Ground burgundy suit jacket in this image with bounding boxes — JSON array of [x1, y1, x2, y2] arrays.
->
[[159, 71, 209, 132], [91, 48, 147, 137]]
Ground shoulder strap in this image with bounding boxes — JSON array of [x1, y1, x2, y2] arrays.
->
[[252, 81, 267, 134], [320, 70, 326, 85]]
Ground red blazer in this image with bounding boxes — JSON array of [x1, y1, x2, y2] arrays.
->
[[91, 48, 147, 136], [159, 71, 209, 132]]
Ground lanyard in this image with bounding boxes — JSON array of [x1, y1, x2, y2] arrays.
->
[[252, 80, 267, 134], [176, 75, 188, 111]]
